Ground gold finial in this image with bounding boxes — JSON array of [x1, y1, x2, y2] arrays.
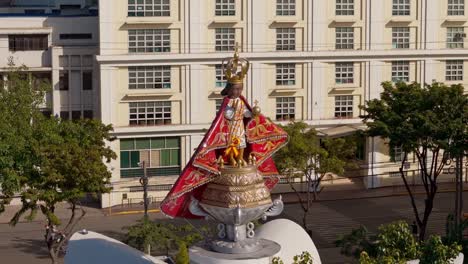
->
[[252, 99, 261, 116], [222, 42, 249, 85]]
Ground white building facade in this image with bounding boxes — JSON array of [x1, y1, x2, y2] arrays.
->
[[0, 0, 100, 121], [80, 0, 468, 207]]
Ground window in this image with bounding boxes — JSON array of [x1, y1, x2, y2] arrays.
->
[[60, 5, 81, 9], [215, 99, 223, 112], [392, 146, 404, 162], [128, 0, 170, 17], [392, 0, 410, 16], [335, 62, 354, 84], [447, 27, 464, 48], [215, 0, 235, 16], [129, 101, 171, 125], [276, 28, 296, 51], [215, 65, 227, 87], [83, 110, 93, 119], [276, 97, 295, 121], [25, 10, 45, 15], [60, 111, 69, 119], [392, 27, 410, 49], [215, 28, 235, 52], [82, 71, 93, 90], [446, 60, 464, 81], [59, 71, 69, 91], [336, 0, 354, 15], [8, 34, 48, 51], [277, 0, 296, 16], [336, 27, 354, 49], [391, 61, 410, 83], [334, 95, 353, 118], [276, 63, 296, 86], [72, 111, 81, 121], [128, 29, 171, 53], [129, 66, 171, 89], [59, 33, 92, 40], [448, 0, 465, 15], [120, 137, 181, 178]]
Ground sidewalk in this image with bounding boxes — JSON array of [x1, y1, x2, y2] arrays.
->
[[1, 182, 465, 222], [0, 202, 105, 224], [277, 181, 468, 204]]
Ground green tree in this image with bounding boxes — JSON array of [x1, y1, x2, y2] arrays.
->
[[273, 121, 356, 235], [0, 65, 116, 264], [337, 221, 461, 264], [360, 81, 468, 240], [175, 241, 189, 264], [124, 219, 207, 257]]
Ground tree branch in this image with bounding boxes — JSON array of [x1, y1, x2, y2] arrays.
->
[[399, 153, 422, 226]]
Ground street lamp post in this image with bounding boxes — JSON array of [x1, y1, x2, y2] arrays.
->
[[139, 161, 149, 218]]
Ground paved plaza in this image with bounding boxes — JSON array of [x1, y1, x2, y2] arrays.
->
[[0, 191, 466, 264]]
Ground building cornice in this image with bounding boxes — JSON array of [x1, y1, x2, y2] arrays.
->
[[96, 49, 468, 65]]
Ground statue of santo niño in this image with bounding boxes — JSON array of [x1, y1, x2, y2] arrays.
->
[[161, 46, 288, 221]]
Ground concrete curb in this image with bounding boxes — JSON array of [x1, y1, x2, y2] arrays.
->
[[107, 209, 160, 216]]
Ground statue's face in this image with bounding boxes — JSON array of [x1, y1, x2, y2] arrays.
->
[[228, 83, 243, 99]]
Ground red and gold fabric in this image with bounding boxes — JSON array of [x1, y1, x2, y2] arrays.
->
[[160, 96, 288, 219]]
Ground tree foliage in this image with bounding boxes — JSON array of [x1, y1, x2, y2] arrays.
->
[[0, 65, 116, 264], [336, 221, 461, 264], [175, 241, 189, 264], [360, 81, 468, 240], [273, 121, 356, 234], [124, 219, 208, 257]]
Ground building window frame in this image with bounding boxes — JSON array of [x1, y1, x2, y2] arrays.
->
[[59, 71, 69, 91], [276, 63, 296, 86], [392, 0, 410, 16], [276, 28, 296, 51], [392, 27, 410, 49], [334, 95, 353, 118], [120, 137, 181, 178], [8, 34, 48, 51], [392, 145, 405, 162], [446, 60, 464, 81], [335, 62, 354, 84], [127, 0, 170, 17], [128, 29, 171, 53], [82, 71, 93, 90], [129, 101, 172, 126], [215, 28, 236, 52], [129, 66, 171, 89], [391, 61, 410, 83], [276, 0, 296, 16], [448, 0, 465, 16], [215, 64, 227, 87], [276, 97, 296, 121], [336, 0, 354, 16], [215, 0, 235, 16], [335, 27, 354, 50], [447, 27, 465, 49]]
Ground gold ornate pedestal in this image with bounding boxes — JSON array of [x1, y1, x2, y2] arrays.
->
[[200, 165, 272, 209]]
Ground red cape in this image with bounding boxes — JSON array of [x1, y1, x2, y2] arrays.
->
[[160, 96, 288, 218]]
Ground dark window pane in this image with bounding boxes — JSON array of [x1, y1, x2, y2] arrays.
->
[[121, 139, 135, 150], [59, 71, 69, 90], [71, 111, 81, 120], [120, 151, 130, 168], [60, 111, 69, 119], [83, 110, 93, 119], [60, 33, 92, 40], [130, 151, 140, 168], [161, 149, 171, 166], [82, 71, 93, 90]]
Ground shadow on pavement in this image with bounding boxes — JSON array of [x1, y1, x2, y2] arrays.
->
[[11, 236, 50, 259]]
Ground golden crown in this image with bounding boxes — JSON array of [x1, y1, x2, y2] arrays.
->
[[222, 43, 250, 84]]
